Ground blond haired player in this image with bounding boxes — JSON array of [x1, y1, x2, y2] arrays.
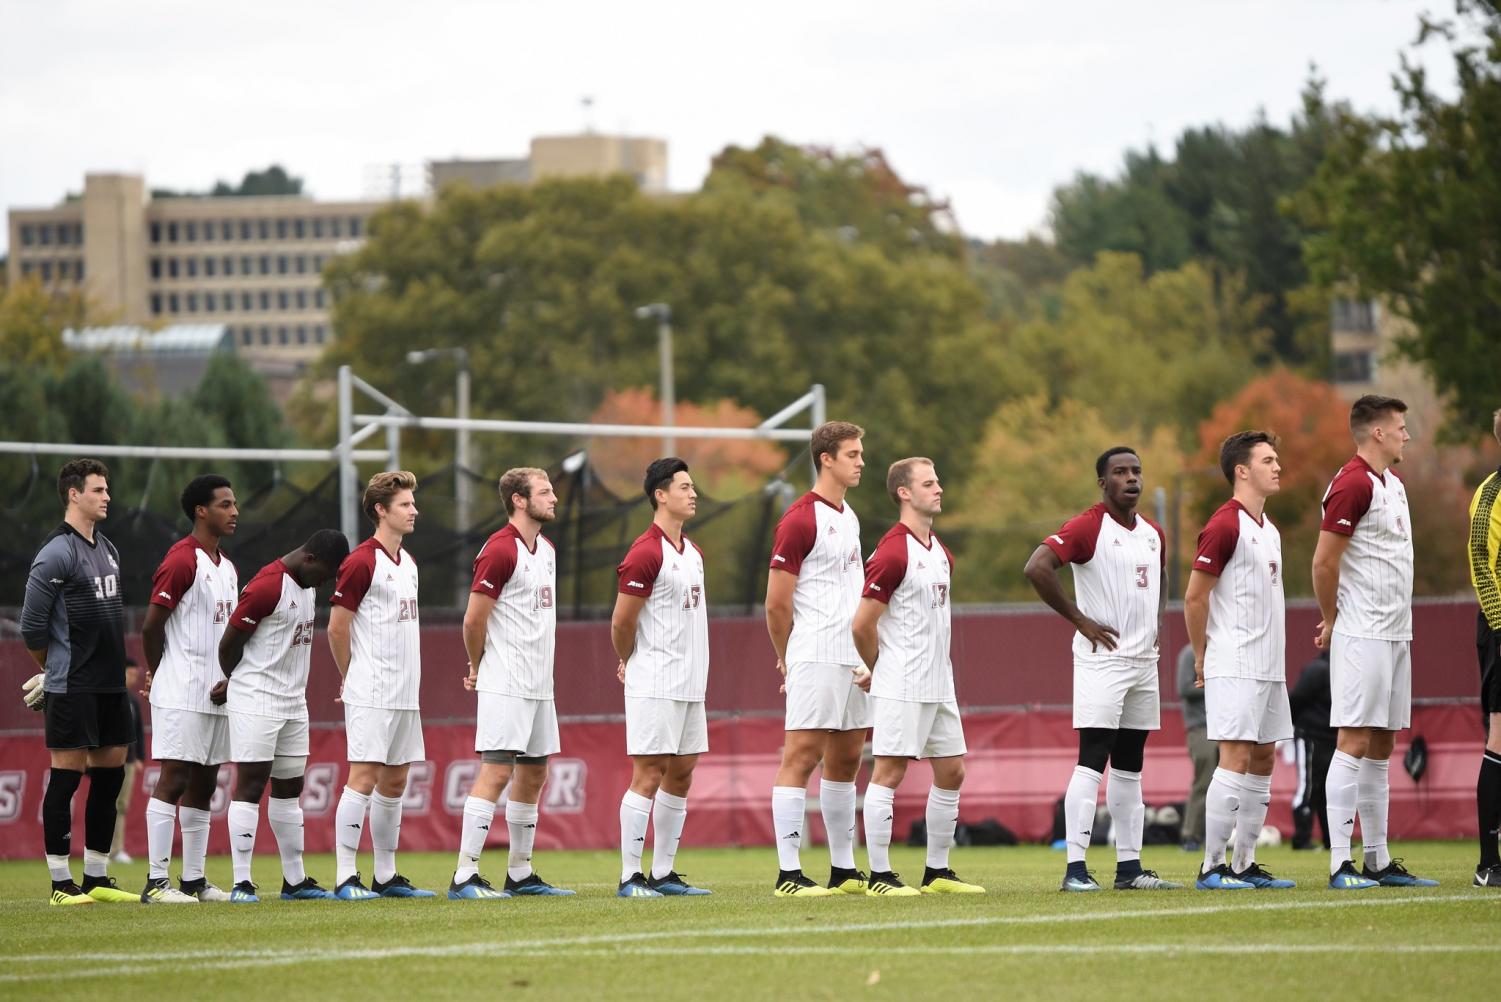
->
[[766, 420, 871, 897], [328, 471, 435, 899], [449, 468, 574, 899], [852, 458, 983, 897]]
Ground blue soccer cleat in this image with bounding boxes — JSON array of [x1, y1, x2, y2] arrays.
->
[[1196, 864, 1253, 890], [334, 874, 382, 901], [449, 873, 510, 900], [647, 871, 712, 896], [1362, 859, 1438, 887], [618, 872, 663, 898], [504, 872, 575, 896], [229, 880, 260, 903], [1233, 863, 1296, 889], [1059, 870, 1102, 893], [280, 877, 337, 900], [372, 873, 436, 898], [1329, 861, 1379, 890]]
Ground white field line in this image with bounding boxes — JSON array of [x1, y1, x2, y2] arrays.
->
[[3, 892, 1497, 984]]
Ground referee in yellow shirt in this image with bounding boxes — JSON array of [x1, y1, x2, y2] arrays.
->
[[1469, 408, 1501, 888]]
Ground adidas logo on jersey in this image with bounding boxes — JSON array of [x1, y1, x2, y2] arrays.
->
[[158, 591, 172, 600], [772, 554, 787, 563], [1337, 518, 1352, 527], [626, 580, 645, 589], [1049, 534, 1064, 545], [1197, 555, 1212, 564]]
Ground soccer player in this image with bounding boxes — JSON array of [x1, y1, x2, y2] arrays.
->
[[766, 420, 870, 898], [853, 458, 983, 897], [1313, 395, 1437, 888], [140, 473, 240, 903], [610, 458, 712, 898], [213, 529, 350, 902], [1024, 447, 1180, 892], [1468, 407, 1501, 888], [21, 459, 138, 905], [450, 468, 574, 900], [1182, 431, 1296, 891], [328, 470, 435, 899]]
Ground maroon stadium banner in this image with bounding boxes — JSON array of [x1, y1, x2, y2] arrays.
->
[[0, 704, 1484, 861]]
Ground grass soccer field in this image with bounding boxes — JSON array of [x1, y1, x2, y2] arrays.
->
[[4, 841, 1498, 1001]]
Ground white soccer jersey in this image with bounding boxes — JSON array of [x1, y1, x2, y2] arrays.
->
[[226, 559, 315, 720], [862, 523, 955, 703], [332, 537, 422, 709], [769, 491, 864, 666], [1320, 455, 1414, 641], [1193, 500, 1286, 682], [471, 523, 556, 699], [617, 523, 709, 701], [1043, 503, 1165, 667], [148, 536, 239, 715]]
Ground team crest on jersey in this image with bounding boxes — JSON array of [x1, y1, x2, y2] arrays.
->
[[1147, 536, 1157, 551], [846, 547, 861, 567], [1269, 560, 1279, 585]]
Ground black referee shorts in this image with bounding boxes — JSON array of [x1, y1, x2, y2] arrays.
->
[[1479, 611, 1501, 717], [44, 691, 134, 750]]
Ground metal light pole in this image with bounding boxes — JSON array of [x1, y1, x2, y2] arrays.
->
[[407, 347, 472, 606], [634, 303, 675, 456]]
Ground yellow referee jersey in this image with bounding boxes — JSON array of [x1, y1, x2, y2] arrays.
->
[[1470, 469, 1501, 630]]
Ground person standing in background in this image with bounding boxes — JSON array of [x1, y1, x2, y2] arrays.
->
[[1289, 650, 1335, 851], [1176, 645, 1214, 852]]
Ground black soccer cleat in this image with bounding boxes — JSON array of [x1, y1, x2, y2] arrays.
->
[[774, 870, 835, 897]]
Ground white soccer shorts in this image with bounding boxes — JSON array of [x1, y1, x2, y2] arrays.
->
[[870, 696, 967, 759], [344, 705, 426, 765], [1204, 677, 1294, 743], [1072, 662, 1161, 731], [625, 696, 708, 757], [784, 662, 872, 732], [1329, 634, 1412, 730], [228, 711, 309, 762], [151, 706, 231, 765], [475, 692, 561, 758]]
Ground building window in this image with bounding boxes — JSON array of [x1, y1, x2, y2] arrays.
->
[[240, 220, 252, 241], [296, 325, 308, 344], [149, 223, 161, 244], [314, 325, 327, 344], [241, 329, 254, 347], [312, 218, 324, 239], [277, 255, 288, 275], [278, 290, 289, 310], [168, 258, 179, 278], [1333, 350, 1375, 384], [39, 261, 52, 281], [330, 218, 342, 238], [315, 289, 326, 309], [293, 219, 305, 239], [349, 217, 363, 237], [259, 291, 271, 311], [1332, 299, 1377, 333], [169, 293, 180, 313], [75, 260, 84, 280], [204, 257, 216, 277], [186, 221, 198, 242], [150, 258, 162, 279], [257, 220, 269, 240], [312, 254, 325, 272], [278, 326, 289, 345], [295, 289, 307, 310], [274, 219, 286, 240], [186, 258, 198, 278], [167, 222, 179, 242], [295, 255, 306, 274], [186, 293, 198, 313], [259, 255, 270, 276], [19, 262, 31, 277], [221, 221, 233, 241], [242, 292, 253, 311], [204, 293, 216, 313], [222, 256, 234, 276], [38, 224, 53, 246], [151, 293, 162, 315], [259, 326, 271, 346], [20, 224, 35, 246], [241, 255, 254, 275]]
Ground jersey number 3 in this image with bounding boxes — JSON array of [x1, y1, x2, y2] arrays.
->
[[1134, 565, 1149, 589]]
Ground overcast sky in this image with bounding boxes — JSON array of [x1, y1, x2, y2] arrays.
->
[[0, 0, 1455, 254]]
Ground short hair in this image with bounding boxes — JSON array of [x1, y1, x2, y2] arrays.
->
[[57, 458, 108, 508], [1095, 446, 1139, 480], [886, 456, 934, 506], [180, 474, 232, 522], [809, 420, 865, 471], [362, 470, 418, 524], [1349, 394, 1407, 438], [498, 467, 548, 516], [304, 528, 351, 568], [643, 457, 689, 510], [1219, 430, 1278, 486]]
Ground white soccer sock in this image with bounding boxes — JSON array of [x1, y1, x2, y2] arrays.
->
[[1203, 768, 1241, 870], [925, 786, 961, 870], [369, 792, 403, 884], [1106, 769, 1144, 864], [83, 847, 109, 879], [178, 806, 211, 882], [1064, 765, 1104, 865], [228, 800, 259, 885], [334, 786, 370, 884], [619, 789, 652, 882], [267, 797, 305, 886], [650, 791, 688, 880], [819, 779, 858, 870], [1232, 772, 1272, 873], [454, 795, 496, 882], [146, 797, 176, 880], [46, 853, 72, 883], [771, 786, 807, 872], [1326, 749, 1362, 875], [862, 783, 897, 874], [1358, 757, 1392, 871], [506, 800, 540, 882]]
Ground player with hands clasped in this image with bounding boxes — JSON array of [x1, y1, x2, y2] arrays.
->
[[610, 458, 712, 898], [1025, 447, 1180, 893], [853, 458, 983, 897], [449, 468, 574, 900], [765, 421, 872, 898]]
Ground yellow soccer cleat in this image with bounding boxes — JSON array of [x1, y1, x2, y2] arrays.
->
[[82, 875, 144, 903], [827, 868, 868, 894], [866, 871, 920, 897], [920, 867, 986, 894], [774, 871, 836, 897], [50, 882, 96, 907]]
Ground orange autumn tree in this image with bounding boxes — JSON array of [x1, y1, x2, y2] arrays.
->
[[585, 388, 789, 500]]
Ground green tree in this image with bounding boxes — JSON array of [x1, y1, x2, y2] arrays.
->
[[211, 165, 304, 197], [1294, 1, 1501, 433]]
